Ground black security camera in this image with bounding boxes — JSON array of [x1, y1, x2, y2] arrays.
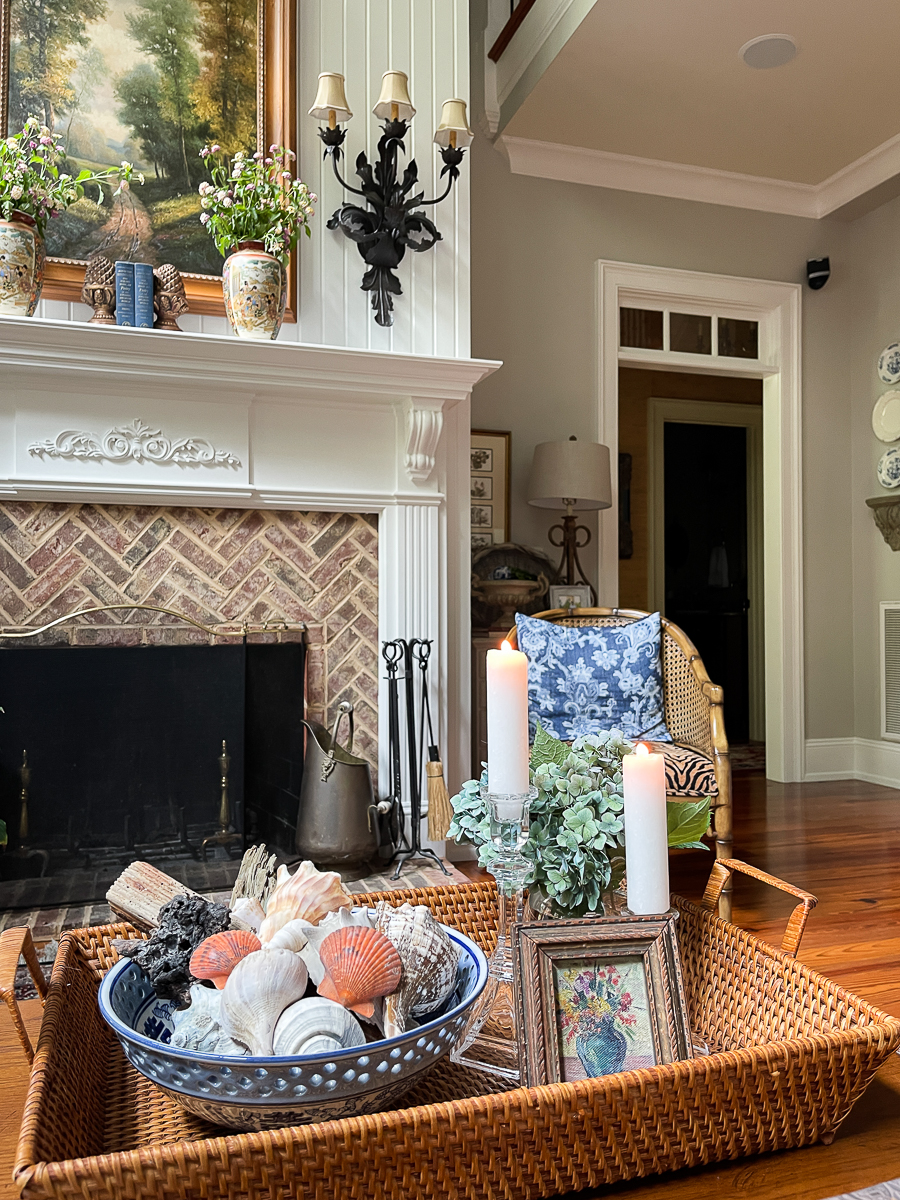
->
[[807, 257, 830, 290]]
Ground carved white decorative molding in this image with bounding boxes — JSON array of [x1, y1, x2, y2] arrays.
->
[[405, 405, 444, 484], [28, 419, 242, 468]]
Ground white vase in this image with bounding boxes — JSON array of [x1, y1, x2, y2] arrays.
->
[[222, 241, 286, 340]]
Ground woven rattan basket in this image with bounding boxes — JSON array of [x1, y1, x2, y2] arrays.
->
[[4, 863, 900, 1200]]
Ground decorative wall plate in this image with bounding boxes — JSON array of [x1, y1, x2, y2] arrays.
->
[[873, 391, 900, 442], [877, 447, 900, 489], [878, 343, 900, 385]]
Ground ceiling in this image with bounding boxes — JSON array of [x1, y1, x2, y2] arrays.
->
[[503, 0, 900, 188]]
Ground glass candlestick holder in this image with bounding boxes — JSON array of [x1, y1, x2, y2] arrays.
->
[[451, 785, 536, 1083]]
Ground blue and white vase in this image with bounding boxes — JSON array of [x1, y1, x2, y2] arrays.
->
[[0, 210, 45, 316], [576, 1019, 628, 1078], [222, 241, 286, 340]]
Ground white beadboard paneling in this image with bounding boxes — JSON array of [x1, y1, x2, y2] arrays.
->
[[299, 0, 470, 357]]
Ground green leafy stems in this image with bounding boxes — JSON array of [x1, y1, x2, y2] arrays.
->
[[197, 144, 316, 265], [1, 117, 141, 237], [448, 723, 711, 917]]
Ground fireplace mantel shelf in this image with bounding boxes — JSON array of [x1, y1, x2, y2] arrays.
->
[[0, 316, 500, 404]]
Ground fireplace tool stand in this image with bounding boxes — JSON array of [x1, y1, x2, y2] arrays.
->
[[382, 637, 450, 880], [3, 751, 50, 877], [201, 740, 243, 860]]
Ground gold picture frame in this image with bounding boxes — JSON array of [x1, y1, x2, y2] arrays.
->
[[0, 0, 297, 320], [470, 429, 510, 550], [514, 912, 691, 1087]]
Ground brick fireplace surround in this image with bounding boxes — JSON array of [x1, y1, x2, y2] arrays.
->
[[0, 502, 379, 765]]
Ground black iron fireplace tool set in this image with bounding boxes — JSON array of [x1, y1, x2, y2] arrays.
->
[[381, 638, 450, 880]]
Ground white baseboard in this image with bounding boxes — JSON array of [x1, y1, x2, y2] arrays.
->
[[804, 737, 900, 789]]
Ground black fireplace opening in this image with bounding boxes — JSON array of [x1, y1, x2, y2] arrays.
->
[[0, 641, 305, 909]]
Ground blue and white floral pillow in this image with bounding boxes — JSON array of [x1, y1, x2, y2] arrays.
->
[[514, 611, 671, 743]]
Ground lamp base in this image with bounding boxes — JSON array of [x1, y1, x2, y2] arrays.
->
[[548, 513, 597, 603]]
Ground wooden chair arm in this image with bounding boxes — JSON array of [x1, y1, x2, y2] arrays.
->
[[700, 859, 817, 956], [0, 925, 48, 1063]]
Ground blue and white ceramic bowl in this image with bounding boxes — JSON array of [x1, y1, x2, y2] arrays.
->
[[98, 921, 488, 1132]]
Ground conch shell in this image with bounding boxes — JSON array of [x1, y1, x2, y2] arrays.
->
[[259, 861, 352, 943], [170, 983, 248, 1055], [219, 948, 309, 1055], [190, 929, 261, 988], [230, 896, 266, 934], [317, 927, 402, 1019], [375, 903, 459, 1036], [273, 996, 367, 1056]]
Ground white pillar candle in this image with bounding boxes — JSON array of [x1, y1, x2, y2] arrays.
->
[[623, 742, 669, 915], [486, 639, 530, 799]]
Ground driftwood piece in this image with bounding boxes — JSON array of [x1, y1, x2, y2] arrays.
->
[[107, 861, 202, 932]]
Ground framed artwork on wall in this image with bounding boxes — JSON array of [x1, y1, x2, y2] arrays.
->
[[514, 913, 691, 1087], [470, 429, 510, 549], [0, 0, 296, 317]]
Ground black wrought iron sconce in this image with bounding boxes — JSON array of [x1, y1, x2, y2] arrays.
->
[[309, 70, 473, 327]]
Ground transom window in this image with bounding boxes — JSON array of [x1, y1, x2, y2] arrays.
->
[[620, 307, 759, 360]]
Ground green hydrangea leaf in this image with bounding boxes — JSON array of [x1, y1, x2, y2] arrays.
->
[[530, 722, 567, 773], [667, 798, 711, 848]]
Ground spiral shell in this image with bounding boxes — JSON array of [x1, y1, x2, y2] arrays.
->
[[219, 948, 309, 1055], [170, 984, 248, 1055], [259, 861, 352, 943], [375, 903, 459, 1036], [273, 996, 367, 1056], [189, 930, 261, 989], [316, 927, 402, 1019]]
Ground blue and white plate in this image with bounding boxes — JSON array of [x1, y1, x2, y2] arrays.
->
[[878, 343, 900, 385], [877, 446, 900, 488]]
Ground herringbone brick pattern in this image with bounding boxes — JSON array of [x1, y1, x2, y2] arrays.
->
[[0, 503, 379, 767]]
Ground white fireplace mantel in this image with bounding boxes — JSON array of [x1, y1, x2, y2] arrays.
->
[[0, 314, 500, 825]]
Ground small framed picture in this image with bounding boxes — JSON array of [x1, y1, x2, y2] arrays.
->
[[471, 430, 510, 544], [549, 584, 593, 611], [471, 532, 493, 550], [514, 913, 691, 1087]]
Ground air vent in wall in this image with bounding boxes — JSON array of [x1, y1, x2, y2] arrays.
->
[[882, 603, 900, 740]]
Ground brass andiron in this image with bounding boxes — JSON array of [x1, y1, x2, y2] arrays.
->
[[5, 751, 50, 876], [201, 740, 243, 860]]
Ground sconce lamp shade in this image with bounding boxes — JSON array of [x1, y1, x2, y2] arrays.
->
[[373, 71, 416, 121], [308, 72, 353, 123], [527, 439, 613, 511], [434, 98, 473, 148]]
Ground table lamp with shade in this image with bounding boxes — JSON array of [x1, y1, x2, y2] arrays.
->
[[527, 436, 612, 603]]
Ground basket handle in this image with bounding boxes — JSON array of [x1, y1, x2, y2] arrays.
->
[[700, 858, 818, 957], [0, 925, 48, 1064]]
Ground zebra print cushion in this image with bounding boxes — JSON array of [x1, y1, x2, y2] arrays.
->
[[647, 740, 718, 798]]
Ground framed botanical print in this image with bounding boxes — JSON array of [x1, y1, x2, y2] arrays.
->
[[515, 913, 691, 1087], [0, 0, 296, 317], [471, 429, 510, 549]]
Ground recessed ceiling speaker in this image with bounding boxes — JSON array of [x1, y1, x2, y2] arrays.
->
[[739, 34, 798, 69]]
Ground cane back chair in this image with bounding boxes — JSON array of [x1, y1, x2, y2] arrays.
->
[[507, 607, 733, 909]]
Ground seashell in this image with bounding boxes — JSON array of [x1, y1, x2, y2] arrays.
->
[[170, 984, 249, 1055], [264, 918, 310, 953], [190, 930, 261, 988], [375, 903, 459, 1036], [273, 996, 367, 1056], [259, 861, 352, 943], [230, 896, 266, 934], [316, 927, 402, 1019], [219, 948, 309, 1055], [299, 908, 374, 986]]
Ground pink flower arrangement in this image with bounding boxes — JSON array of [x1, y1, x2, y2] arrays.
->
[[0, 116, 140, 236], [197, 144, 315, 265], [557, 965, 638, 1040]]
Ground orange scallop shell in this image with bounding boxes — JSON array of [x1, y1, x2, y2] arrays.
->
[[190, 929, 261, 989], [316, 927, 402, 1018]]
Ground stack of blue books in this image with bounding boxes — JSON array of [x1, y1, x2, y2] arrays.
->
[[115, 262, 154, 328]]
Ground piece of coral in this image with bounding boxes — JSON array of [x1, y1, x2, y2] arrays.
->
[[117, 893, 231, 1005]]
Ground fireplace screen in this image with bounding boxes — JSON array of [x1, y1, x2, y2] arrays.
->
[[0, 641, 305, 909]]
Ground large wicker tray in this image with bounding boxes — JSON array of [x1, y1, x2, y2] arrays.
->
[[3, 863, 900, 1200]]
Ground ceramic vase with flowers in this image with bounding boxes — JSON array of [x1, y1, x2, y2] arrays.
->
[[0, 117, 139, 316], [198, 143, 315, 340]]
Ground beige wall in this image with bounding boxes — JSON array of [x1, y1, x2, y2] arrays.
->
[[848, 193, 900, 741], [469, 134, 855, 742]]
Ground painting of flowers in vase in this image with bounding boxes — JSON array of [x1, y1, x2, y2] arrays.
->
[[553, 959, 655, 1080]]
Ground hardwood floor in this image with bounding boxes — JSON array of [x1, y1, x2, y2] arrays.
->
[[2, 773, 900, 1199]]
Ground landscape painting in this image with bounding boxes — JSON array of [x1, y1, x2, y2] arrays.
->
[[2, 0, 260, 277]]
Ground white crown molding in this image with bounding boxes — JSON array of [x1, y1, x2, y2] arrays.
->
[[499, 132, 900, 220]]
